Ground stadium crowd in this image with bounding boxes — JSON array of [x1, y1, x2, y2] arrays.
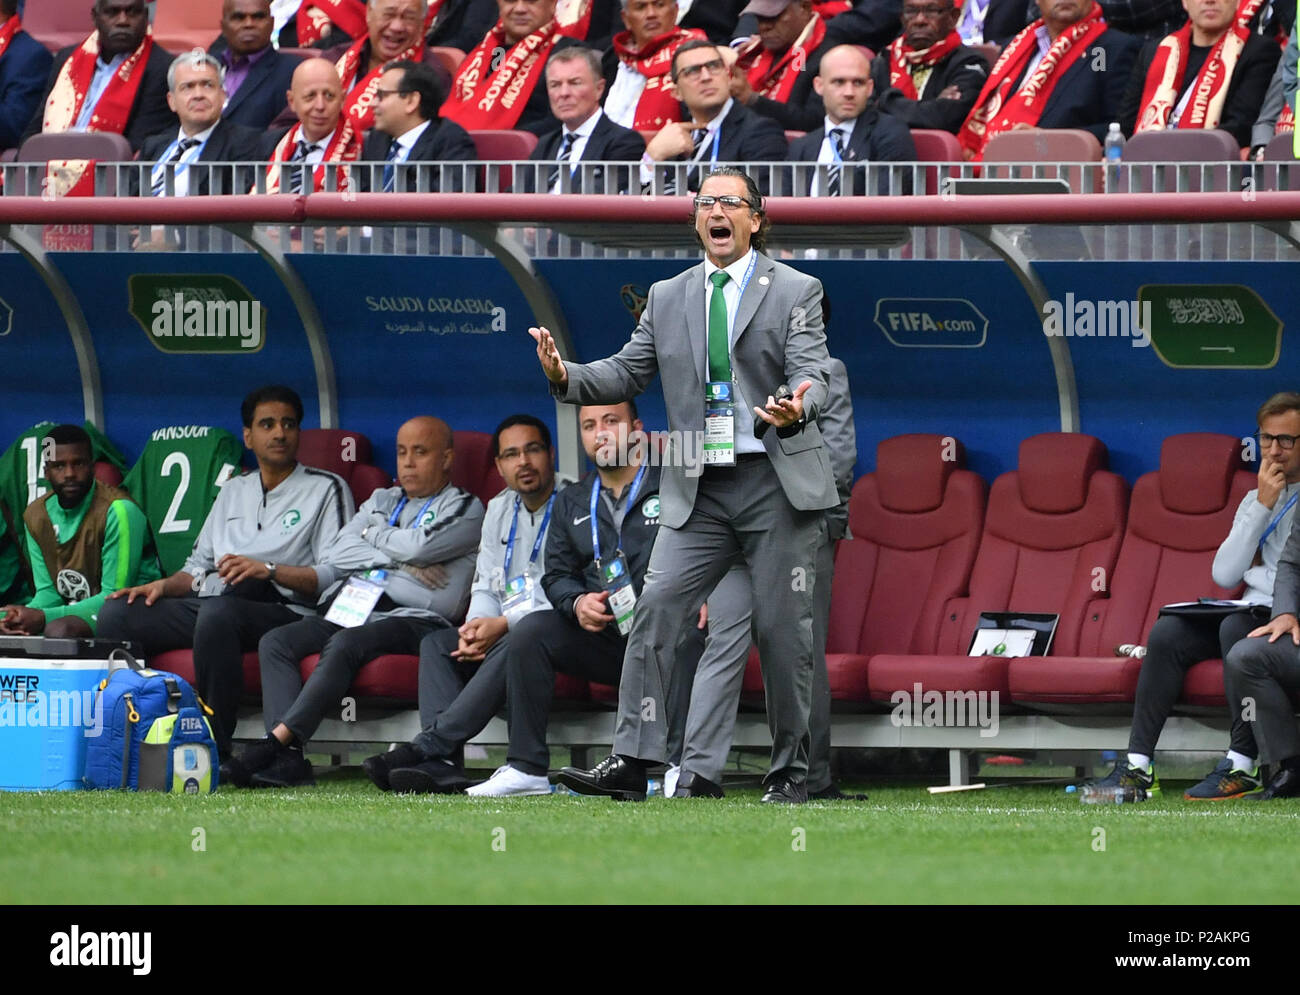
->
[[1, 0, 1297, 194]]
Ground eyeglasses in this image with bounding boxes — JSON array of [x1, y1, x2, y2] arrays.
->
[[694, 194, 755, 210], [374, 88, 412, 100], [676, 58, 726, 81], [901, 4, 953, 18], [498, 442, 549, 462], [1258, 432, 1298, 450]]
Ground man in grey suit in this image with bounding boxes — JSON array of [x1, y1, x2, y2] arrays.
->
[[673, 353, 857, 799], [530, 165, 838, 803]]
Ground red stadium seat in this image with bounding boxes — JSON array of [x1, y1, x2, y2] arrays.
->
[[451, 430, 506, 507], [983, 128, 1103, 193], [869, 433, 1128, 702], [909, 129, 962, 195], [94, 461, 123, 487], [151, 0, 225, 54], [22, 0, 91, 52], [1009, 434, 1252, 707], [150, 648, 262, 695], [296, 428, 392, 508], [470, 130, 539, 190], [13, 132, 134, 196], [1122, 128, 1240, 193], [743, 434, 986, 704], [430, 46, 467, 74]]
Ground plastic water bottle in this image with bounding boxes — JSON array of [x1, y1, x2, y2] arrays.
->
[[1104, 122, 1124, 192], [1079, 784, 1147, 804], [646, 778, 661, 798]]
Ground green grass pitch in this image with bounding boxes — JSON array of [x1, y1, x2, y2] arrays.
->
[[4, 770, 1298, 904]]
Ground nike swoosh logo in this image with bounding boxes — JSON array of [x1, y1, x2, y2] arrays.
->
[[573, 515, 591, 526]]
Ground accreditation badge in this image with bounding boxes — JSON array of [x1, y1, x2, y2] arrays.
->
[[598, 551, 637, 636], [501, 574, 537, 626], [702, 380, 735, 466], [325, 569, 388, 628]]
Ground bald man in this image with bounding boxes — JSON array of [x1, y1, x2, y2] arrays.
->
[[258, 57, 362, 193], [236, 417, 486, 788]]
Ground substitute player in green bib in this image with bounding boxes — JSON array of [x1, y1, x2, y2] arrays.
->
[[0, 425, 161, 638]]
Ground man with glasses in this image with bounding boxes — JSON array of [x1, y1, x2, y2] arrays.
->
[[358, 59, 475, 192], [1082, 391, 1300, 800], [532, 166, 837, 804], [731, 0, 836, 131], [361, 414, 563, 793], [872, 0, 990, 133], [641, 39, 787, 192]]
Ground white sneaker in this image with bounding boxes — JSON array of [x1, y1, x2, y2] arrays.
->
[[664, 764, 681, 798], [465, 764, 553, 797]]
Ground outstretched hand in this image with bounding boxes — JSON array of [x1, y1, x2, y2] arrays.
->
[[753, 380, 812, 430], [529, 326, 567, 386]]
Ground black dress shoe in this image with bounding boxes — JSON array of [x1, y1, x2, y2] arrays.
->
[[1250, 766, 1300, 800], [361, 743, 426, 791], [675, 770, 725, 798], [248, 748, 315, 788], [220, 736, 281, 788], [549, 754, 647, 801], [388, 759, 471, 795], [760, 775, 808, 804], [809, 784, 869, 801]]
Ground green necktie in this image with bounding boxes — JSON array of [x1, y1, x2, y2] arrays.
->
[[708, 270, 731, 382]]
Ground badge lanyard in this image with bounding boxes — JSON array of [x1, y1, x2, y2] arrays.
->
[[504, 492, 555, 579], [387, 493, 437, 528], [1259, 489, 1298, 547], [590, 462, 648, 563]]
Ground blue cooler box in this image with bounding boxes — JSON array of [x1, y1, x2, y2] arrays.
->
[[0, 636, 129, 791]]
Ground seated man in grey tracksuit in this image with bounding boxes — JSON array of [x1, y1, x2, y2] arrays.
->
[[361, 413, 563, 793], [230, 416, 484, 788]]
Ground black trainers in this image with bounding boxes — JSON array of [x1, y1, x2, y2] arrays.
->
[[361, 743, 426, 791], [1184, 757, 1262, 800], [221, 736, 282, 788], [1082, 758, 1160, 796], [249, 748, 316, 788], [388, 758, 471, 795]]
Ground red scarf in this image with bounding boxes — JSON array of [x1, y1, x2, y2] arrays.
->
[[611, 26, 706, 129], [440, 19, 560, 129], [736, 12, 828, 102], [0, 14, 20, 62], [556, 0, 593, 39], [296, 0, 367, 45], [263, 119, 361, 193], [1136, 0, 1262, 133], [43, 28, 154, 135], [814, 0, 852, 15], [1276, 102, 1294, 134], [336, 34, 425, 131], [886, 30, 964, 98], [958, 4, 1108, 161]]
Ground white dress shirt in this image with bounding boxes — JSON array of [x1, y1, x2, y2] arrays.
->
[[702, 246, 764, 455]]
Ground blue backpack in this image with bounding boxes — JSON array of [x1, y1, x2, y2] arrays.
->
[[84, 651, 219, 792]]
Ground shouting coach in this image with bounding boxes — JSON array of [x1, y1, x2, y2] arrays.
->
[[530, 165, 837, 804]]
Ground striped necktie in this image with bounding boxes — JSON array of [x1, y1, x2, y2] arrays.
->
[[150, 137, 199, 196], [826, 128, 845, 197], [382, 139, 402, 192], [547, 131, 578, 192], [289, 139, 319, 194]]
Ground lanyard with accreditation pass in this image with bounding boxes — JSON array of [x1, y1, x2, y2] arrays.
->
[[1259, 489, 1299, 548], [703, 251, 758, 467], [501, 492, 556, 625], [590, 463, 648, 635], [325, 493, 436, 628]]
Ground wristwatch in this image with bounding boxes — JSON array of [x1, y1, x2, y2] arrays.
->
[[265, 562, 278, 581]]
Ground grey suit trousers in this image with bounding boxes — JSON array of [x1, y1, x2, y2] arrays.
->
[[679, 529, 834, 789], [612, 458, 823, 784], [1225, 635, 1300, 765]]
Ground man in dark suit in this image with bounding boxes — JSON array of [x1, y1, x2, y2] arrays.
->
[[23, 0, 176, 153], [0, 0, 52, 151], [642, 38, 788, 192], [208, 0, 304, 131], [731, 0, 836, 131], [1117, 0, 1279, 149], [357, 58, 475, 191], [533, 165, 839, 804], [873, 0, 990, 133], [957, 0, 1035, 45], [525, 46, 645, 193], [957, 0, 1139, 159], [788, 45, 915, 194], [425, 0, 499, 51], [137, 53, 262, 198], [682, 0, 750, 41], [822, 0, 906, 52]]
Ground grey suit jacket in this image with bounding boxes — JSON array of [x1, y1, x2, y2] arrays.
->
[[556, 252, 838, 529], [821, 357, 857, 540], [1270, 521, 1300, 619]]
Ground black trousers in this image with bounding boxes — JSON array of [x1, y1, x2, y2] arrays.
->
[[259, 613, 441, 743], [1129, 611, 1261, 759], [97, 594, 300, 756], [413, 625, 507, 764]]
